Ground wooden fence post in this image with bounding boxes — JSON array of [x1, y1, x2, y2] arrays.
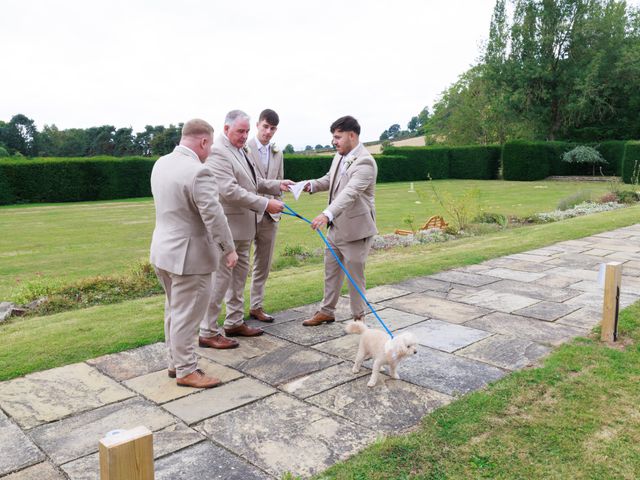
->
[[99, 426, 154, 480], [601, 262, 623, 342]]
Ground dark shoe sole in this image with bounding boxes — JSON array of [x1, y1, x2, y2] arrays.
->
[[177, 380, 221, 388], [302, 318, 335, 327], [198, 341, 239, 349], [168, 369, 176, 378], [224, 330, 264, 337]]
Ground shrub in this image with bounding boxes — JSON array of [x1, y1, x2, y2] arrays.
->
[[0, 146, 9, 157], [622, 142, 640, 184], [283, 155, 333, 181], [616, 190, 640, 203], [598, 192, 619, 204], [597, 141, 626, 176], [473, 212, 507, 227], [557, 190, 594, 210], [382, 146, 450, 179], [562, 146, 607, 176], [502, 140, 575, 180], [449, 145, 501, 179]]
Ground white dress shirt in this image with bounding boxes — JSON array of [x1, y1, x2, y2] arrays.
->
[[255, 137, 270, 172]]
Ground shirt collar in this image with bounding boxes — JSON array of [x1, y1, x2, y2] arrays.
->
[[255, 137, 270, 151]]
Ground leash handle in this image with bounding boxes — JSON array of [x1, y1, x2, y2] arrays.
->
[[282, 203, 394, 339]]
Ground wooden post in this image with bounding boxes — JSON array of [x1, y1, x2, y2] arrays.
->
[[601, 262, 622, 342], [99, 426, 154, 480]]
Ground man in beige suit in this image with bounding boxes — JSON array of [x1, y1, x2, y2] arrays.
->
[[302, 115, 378, 326], [150, 119, 238, 388], [199, 110, 293, 344], [246, 109, 284, 322]]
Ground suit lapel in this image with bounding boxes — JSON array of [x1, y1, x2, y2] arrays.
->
[[329, 154, 342, 203], [249, 139, 267, 178], [227, 144, 257, 186]]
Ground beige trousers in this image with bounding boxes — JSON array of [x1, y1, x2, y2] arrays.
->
[[250, 216, 279, 310], [319, 232, 373, 318], [200, 239, 251, 336], [154, 266, 212, 379]]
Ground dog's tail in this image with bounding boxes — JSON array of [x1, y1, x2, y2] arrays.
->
[[345, 321, 368, 335]]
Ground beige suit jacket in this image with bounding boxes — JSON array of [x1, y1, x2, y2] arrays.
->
[[247, 137, 284, 221], [150, 145, 234, 275], [207, 135, 282, 241], [310, 143, 378, 242]]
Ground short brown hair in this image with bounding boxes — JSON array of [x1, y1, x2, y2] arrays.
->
[[182, 118, 214, 137], [259, 109, 279, 126], [330, 116, 360, 135]]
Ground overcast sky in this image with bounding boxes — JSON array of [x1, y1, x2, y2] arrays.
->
[[2, 0, 623, 150]]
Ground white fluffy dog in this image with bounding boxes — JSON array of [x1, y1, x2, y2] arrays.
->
[[345, 321, 418, 387]]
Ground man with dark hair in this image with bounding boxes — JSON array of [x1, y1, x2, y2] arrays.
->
[[302, 115, 378, 326], [245, 109, 284, 322], [199, 110, 293, 345]]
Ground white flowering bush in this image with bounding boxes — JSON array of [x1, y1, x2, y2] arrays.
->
[[372, 229, 455, 250], [532, 202, 624, 223]]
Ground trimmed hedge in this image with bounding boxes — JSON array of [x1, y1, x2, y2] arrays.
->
[[622, 141, 640, 184], [503, 141, 574, 180], [0, 156, 154, 205], [449, 145, 502, 179], [381, 146, 450, 179], [598, 140, 627, 176], [282, 155, 334, 181]]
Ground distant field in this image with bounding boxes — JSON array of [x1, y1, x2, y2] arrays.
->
[[0, 179, 615, 299], [366, 135, 426, 154]]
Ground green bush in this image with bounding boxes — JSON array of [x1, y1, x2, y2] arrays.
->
[[282, 155, 333, 181], [597, 141, 626, 176], [374, 155, 424, 182], [0, 156, 155, 205], [557, 190, 594, 211], [622, 141, 640, 184], [562, 146, 607, 176], [449, 145, 501, 179], [382, 146, 450, 179], [0, 146, 9, 158], [502, 141, 573, 180]]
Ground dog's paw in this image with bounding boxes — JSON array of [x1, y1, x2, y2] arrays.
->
[[352, 367, 360, 374], [367, 380, 376, 387], [391, 373, 400, 380]]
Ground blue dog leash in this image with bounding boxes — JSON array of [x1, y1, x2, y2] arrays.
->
[[282, 203, 394, 339]]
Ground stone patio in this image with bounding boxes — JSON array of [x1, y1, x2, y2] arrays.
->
[[1, 224, 639, 479]]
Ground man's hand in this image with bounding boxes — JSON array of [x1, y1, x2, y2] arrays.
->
[[280, 179, 295, 191], [310, 213, 329, 230], [303, 182, 312, 192], [225, 250, 238, 268], [266, 199, 284, 214]]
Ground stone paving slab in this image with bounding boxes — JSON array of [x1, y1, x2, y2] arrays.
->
[[395, 276, 451, 293], [236, 344, 339, 386], [0, 363, 134, 430], [197, 393, 376, 479], [535, 273, 581, 289], [312, 334, 361, 360], [556, 307, 602, 329], [429, 270, 501, 287], [456, 334, 553, 370], [544, 266, 598, 281], [197, 334, 293, 367], [401, 319, 492, 353], [280, 362, 369, 399], [123, 357, 243, 404], [397, 347, 506, 396], [466, 312, 588, 346], [163, 377, 276, 425], [545, 253, 605, 269], [482, 257, 555, 273], [263, 318, 348, 345], [308, 376, 452, 432], [344, 284, 412, 303], [382, 293, 491, 324], [154, 441, 271, 480], [2, 462, 65, 480], [506, 252, 559, 262], [460, 289, 540, 313], [513, 301, 580, 322], [29, 397, 175, 465], [60, 423, 206, 480], [481, 267, 546, 283], [565, 291, 639, 309], [245, 307, 307, 328], [482, 279, 581, 302], [86, 342, 167, 381], [0, 410, 44, 476], [364, 307, 427, 331], [293, 298, 354, 320]]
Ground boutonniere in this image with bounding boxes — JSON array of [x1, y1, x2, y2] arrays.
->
[[344, 154, 357, 170], [271, 143, 279, 154], [243, 144, 251, 154]]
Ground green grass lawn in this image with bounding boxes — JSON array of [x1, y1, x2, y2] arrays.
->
[[0, 179, 613, 299], [314, 301, 640, 480]]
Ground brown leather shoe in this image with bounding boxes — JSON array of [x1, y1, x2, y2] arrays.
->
[[353, 314, 365, 322], [198, 334, 239, 349], [302, 311, 336, 327], [224, 322, 264, 337], [249, 307, 274, 322], [177, 369, 220, 388], [168, 368, 176, 378]]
